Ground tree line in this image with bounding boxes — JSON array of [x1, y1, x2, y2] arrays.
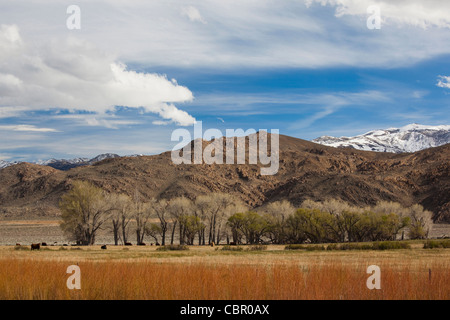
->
[[59, 181, 433, 246]]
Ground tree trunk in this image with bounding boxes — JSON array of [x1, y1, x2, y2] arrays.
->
[[170, 221, 177, 245]]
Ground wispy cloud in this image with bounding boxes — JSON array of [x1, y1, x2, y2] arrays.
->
[[306, 0, 450, 29], [0, 124, 58, 132], [4, 1, 450, 69]]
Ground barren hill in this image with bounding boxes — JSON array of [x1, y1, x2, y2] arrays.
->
[[0, 134, 449, 222]]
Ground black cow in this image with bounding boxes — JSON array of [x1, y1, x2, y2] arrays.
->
[[125, 242, 133, 246], [31, 243, 40, 250], [101, 245, 107, 250]]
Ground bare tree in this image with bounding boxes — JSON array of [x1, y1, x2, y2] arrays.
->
[[109, 193, 133, 245], [133, 191, 153, 245], [260, 200, 295, 244], [168, 197, 194, 245], [194, 196, 211, 245], [196, 193, 239, 245], [60, 181, 112, 245], [407, 204, 433, 239], [215, 196, 246, 245], [151, 198, 170, 245]]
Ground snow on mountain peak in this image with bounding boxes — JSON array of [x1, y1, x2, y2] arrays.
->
[[0, 153, 121, 171], [313, 124, 450, 153]]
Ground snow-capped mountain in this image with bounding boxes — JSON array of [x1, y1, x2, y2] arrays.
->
[[36, 157, 89, 166], [313, 124, 450, 153], [0, 153, 121, 171], [88, 153, 120, 164], [0, 160, 12, 169]]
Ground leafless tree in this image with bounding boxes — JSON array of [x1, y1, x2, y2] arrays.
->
[[407, 204, 433, 239], [109, 193, 133, 245], [151, 198, 170, 245], [133, 191, 153, 245], [196, 193, 241, 245], [168, 197, 194, 245], [60, 181, 112, 245], [260, 200, 295, 243]]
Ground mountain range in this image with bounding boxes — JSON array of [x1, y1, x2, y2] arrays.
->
[[1, 123, 448, 172], [313, 124, 450, 153], [0, 132, 449, 223], [0, 153, 122, 171]]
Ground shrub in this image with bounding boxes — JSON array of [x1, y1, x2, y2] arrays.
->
[[156, 245, 189, 251], [372, 241, 410, 250], [423, 240, 450, 249], [14, 246, 30, 251], [284, 244, 306, 250], [324, 241, 410, 251], [247, 245, 268, 251], [221, 245, 244, 251], [305, 245, 326, 251], [339, 243, 367, 250], [326, 243, 339, 251]]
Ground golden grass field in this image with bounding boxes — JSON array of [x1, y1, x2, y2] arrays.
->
[[0, 243, 449, 300]]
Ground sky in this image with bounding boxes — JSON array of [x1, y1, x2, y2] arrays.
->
[[0, 0, 449, 162]]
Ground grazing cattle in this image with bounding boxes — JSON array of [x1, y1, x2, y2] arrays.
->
[[125, 242, 132, 246], [31, 243, 40, 250], [15, 243, 21, 246], [137, 242, 146, 246], [101, 245, 107, 250], [229, 242, 237, 246], [41, 242, 47, 246], [155, 242, 160, 246]]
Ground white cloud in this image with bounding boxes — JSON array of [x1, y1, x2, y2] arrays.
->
[[0, 24, 196, 126], [2, 1, 450, 70], [0, 124, 57, 132], [437, 76, 450, 89], [306, 0, 450, 29], [182, 6, 207, 24]]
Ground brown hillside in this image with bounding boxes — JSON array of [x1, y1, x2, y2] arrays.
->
[[0, 134, 449, 222]]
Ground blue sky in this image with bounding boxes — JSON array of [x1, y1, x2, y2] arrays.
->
[[0, 0, 449, 162]]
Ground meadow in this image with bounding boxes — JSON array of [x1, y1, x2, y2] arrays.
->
[[0, 243, 449, 300]]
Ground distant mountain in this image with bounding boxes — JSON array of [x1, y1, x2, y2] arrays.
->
[[38, 153, 121, 170], [313, 124, 450, 153], [0, 160, 12, 169], [0, 153, 121, 171]]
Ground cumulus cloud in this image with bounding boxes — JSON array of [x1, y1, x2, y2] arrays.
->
[[0, 24, 196, 126], [437, 76, 450, 89]]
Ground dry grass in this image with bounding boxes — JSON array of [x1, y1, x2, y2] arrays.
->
[[0, 245, 449, 300]]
